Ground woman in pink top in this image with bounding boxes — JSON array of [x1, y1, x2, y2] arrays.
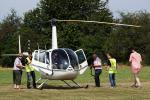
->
[[129, 48, 142, 88]]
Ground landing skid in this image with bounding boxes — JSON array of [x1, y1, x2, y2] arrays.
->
[[62, 80, 89, 88], [36, 78, 88, 89], [61, 80, 81, 88]]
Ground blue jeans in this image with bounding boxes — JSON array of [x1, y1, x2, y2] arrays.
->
[[94, 69, 102, 87], [27, 71, 36, 89], [109, 73, 116, 87]]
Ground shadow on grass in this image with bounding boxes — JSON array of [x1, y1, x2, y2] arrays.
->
[[37, 83, 89, 90]]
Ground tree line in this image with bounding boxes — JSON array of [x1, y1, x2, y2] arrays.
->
[[0, 0, 150, 67]]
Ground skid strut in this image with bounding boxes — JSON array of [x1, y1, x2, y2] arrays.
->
[[61, 80, 81, 88], [36, 78, 49, 89]]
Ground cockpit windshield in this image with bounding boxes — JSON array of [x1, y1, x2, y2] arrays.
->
[[52, 49, 69, 70]]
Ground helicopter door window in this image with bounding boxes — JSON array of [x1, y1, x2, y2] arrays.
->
[[75, 49, 88, 74], [39, 51, 45, 63], [75, 50, 86, 64], [34, 51, 38, 61], [52, 49, 69, 70], [45, 52, 50, 64]]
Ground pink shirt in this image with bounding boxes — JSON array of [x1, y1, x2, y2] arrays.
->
[[93, 57, 102, 69], [129, 52, 142, 69]]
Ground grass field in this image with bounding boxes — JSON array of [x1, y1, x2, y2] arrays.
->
[[0, 65, 150, 100]]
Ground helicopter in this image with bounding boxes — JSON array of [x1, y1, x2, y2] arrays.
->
[[31, 19, 141, 89], [31, 19, 89, 89], [2, 19, 141, 89]]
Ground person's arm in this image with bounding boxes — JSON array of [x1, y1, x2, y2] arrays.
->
[[140, 54, 142, 62], [129, 54, 132, 62], [93, 61, 101, 67], [25, 59, 30, 65], [15, 59, 24, 69], [90, 64, 93, 69], [93, 64, 101, 67], [107, 59, 111, 67], [16, 64, 23, 69]]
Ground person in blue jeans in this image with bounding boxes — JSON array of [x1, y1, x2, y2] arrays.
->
[[106, 53, 117, 88], [91, 53, 102, 87]]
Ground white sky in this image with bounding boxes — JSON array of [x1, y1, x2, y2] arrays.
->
[[108, 0, 150, 18], [0, 0, 39, 21], [0, 0, 150, 21]]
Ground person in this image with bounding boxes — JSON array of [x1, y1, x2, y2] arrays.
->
[[25, 51, 36, 89], [13, 53, 24, 89], [129, 48, 142, 88], [106, 53, 117, 88], [91, 53, 102, 87], [52, 52, 60, 69]]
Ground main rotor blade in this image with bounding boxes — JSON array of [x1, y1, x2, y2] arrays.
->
[[1, 53, 28, 57], [1, 54, 19, 56], [55, 19, 141, 28]]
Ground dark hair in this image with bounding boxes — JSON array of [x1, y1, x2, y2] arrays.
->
[[107, 52, 113, 58], [131, 47, 137, 51], [28, 51, 32, 55]]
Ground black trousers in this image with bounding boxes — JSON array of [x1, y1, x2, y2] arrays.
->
[[94, 69, 102, 87], [13, 70, 22, 85], [27, 71, 36, 88]]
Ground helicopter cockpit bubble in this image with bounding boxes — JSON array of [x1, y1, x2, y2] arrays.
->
[[52, 49, 69, 70]]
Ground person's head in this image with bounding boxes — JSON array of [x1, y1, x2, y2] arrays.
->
[[28, 51, 32, 58], [106, 53, 112, 59], [92, 53, 97, 60], [18, 53, 23, 59], [131, 47, 137, 53], [52, 52, 59, 59]]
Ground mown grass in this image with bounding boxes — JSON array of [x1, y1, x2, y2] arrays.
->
[[0, 65, 150, 100]]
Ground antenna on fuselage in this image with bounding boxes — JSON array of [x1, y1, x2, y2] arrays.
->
[[51, 19, 58, 49], [37, 43, 39, 50], [45, 44, 47, 49]]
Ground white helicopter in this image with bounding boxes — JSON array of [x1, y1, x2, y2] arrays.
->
[[31, 19, 89, 89], [2, 19, 141, 89], [31, 19, 141, 89]]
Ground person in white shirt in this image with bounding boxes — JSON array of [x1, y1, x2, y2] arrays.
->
[[91, 53, 102, 87], [13, 53, 24, 89]]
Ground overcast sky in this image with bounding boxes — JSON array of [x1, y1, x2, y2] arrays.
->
[[0, 0, 150, 21], [108, 0, 150, 18]]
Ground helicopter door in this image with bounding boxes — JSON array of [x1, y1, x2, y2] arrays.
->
[[32, 50, 52, 75], [75, 49, 88, 74]]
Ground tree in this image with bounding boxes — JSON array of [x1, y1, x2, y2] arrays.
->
[[103, 11, 150, 64], [23, 0, 113, 64], [0, 9, 22, 67]]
